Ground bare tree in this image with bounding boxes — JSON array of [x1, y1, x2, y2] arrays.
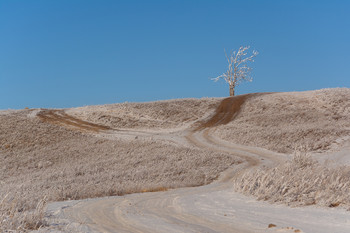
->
[[212, 46, 258, 96]]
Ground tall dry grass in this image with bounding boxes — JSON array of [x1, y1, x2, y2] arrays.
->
[[0, 193, 46, 231], [234, 151, 350, 208]]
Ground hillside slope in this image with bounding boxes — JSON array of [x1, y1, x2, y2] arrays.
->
[[66, 98, 221, 130], [214, 88, 350, 153], [0, 103, 238, 231], [1, 88, 349, 232]]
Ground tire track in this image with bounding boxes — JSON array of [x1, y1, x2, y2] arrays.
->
[[42, 94, 294, 233], [38, 109, 111, 132]]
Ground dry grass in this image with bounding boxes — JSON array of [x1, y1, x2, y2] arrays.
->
[[1, 88, 349, 231], [234, 151, 350, 208], [0, 193, 46, 231], [66, 98, 221, 130], [215, 88, 350, 153], [0, 110, 239, 231]]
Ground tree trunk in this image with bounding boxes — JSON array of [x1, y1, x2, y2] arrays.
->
[[229, 85, 235, 96]]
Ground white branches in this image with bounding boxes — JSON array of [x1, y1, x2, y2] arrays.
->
[[212, 46, 258, 96]]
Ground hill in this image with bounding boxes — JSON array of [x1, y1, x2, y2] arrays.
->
[[1, 88, 349, 231]]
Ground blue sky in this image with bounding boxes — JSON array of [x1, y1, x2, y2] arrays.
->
[[1, 0, 349, 109]]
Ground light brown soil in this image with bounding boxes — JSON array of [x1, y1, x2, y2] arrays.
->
[[194, 93, 264, 130], [37, 109, 111, 132]]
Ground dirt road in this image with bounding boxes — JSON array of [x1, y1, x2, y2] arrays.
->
[[41, 94, 350, 233]]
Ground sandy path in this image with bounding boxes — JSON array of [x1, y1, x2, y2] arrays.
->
[[52, 131, 288, 233], [47, 181, 350, 233], [41, 94, 350, 233]]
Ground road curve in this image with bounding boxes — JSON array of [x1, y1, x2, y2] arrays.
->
[[42, 94, 350, 233]]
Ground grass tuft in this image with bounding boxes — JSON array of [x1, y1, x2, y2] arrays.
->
[[234, 151, 350, 208]]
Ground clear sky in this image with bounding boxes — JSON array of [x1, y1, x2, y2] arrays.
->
[[1, 0, 349, 109]]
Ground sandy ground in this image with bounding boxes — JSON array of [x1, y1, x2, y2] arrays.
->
[[1, 88, 350, 232], [45, 184, 350, 233]]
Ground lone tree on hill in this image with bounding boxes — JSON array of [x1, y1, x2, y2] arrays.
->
[[212, 46, 258, 96]]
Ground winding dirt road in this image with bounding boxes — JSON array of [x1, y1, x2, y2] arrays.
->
[[41, 94, 350, 233]]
